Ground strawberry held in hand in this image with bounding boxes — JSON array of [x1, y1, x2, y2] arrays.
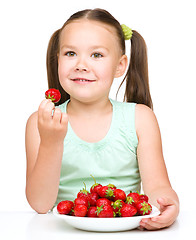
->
[[45, 88, 61, 103]]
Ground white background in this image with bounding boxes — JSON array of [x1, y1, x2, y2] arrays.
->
[[0, 0, 195, 212]]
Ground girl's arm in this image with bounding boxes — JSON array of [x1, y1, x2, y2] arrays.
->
[[25, 99, 68, 213], [135, 104, 179, 230]]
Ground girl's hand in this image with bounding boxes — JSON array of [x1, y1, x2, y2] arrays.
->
[[139, 197, 179, 230], [38, 99, 68, 146]]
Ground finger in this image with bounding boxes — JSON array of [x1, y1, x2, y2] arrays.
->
[[144, 205, 175, 227], [42, 101, 55, 121], [38, 99, 51, 118], [52, 108, 62, 123], [140, 218, 165, 230], [61, 112, 68, 125], [141, 221, 161, 230]]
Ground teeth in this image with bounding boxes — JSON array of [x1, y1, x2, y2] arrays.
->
[[76, 79, 89, 82]]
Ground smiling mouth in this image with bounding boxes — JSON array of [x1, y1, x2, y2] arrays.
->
[[71, 78, 96, 82]]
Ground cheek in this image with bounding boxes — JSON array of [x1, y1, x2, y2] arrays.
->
[[57, 61, 71, 91], [96, 61, 117, 84], [58, 60, 68, 78]]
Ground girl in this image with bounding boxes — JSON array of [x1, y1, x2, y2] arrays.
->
[[25, 8, 179, 230]]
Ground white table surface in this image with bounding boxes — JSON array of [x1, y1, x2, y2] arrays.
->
[[0, 209, 193, 240]]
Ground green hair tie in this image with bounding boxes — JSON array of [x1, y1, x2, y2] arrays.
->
[[121, 24, 133, 40]]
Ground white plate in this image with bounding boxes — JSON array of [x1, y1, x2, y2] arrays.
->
[[53, 205, 160, 232]]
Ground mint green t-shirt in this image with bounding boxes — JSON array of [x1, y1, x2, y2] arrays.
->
[[55, 98, 141, 206]]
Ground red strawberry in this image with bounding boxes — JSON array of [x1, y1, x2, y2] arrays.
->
[[111, 199, 125, 214], [135, 201, 152, 215], [89, 192, 99, 206], [107, 184, 117, 190], [96, 198, 111, 207], [97, 205, 114, 218], [126, 196, 134, 205], [97, 186, 114, 199], [90, 175, 102, 194], [74, 197, 89, 207], [139, 194, 149, 202], [113, 189, 126, 202], [73, 205, 88, 217], [57, 200, 74, 215], [45, 88, 61, 103], [87, 206, 98, 217], [77, 182, 90, 201], [120, 203, 137, 217], [127, 192, 140, 205]]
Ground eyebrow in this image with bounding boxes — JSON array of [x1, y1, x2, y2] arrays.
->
[[60, 44, 109, 52]]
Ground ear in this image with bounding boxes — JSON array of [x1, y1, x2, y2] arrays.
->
[[115, 55, 128, 78]]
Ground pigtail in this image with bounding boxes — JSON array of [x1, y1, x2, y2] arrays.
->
[[46, 29, 70, 105], [120, 30, 153, 109]]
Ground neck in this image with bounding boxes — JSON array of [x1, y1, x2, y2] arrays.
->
[[67, 97, 112, 117]]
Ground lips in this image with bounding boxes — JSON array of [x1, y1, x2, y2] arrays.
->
[[71, 78, 96, 83]]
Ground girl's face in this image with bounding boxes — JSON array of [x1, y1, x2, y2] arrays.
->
[[58, 20, 127, 103]]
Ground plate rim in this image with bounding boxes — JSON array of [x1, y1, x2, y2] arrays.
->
[[53, 205, 160, 231]]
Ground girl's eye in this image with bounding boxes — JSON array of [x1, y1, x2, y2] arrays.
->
[[91, 53, 103, 58], [65, 51, 76, 57]]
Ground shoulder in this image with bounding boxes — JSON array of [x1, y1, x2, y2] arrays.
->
[[135, 104, 160, 140], [135, 104, 155, 120]]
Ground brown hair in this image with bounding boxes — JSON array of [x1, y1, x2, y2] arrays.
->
[[46, 8, 153, 109]]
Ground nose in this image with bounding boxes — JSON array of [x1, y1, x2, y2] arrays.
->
[[75, 66, 88, 72], [75, 57, 89, 72]]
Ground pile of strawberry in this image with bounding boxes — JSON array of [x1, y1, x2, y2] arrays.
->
[[57, 176, 152, 218]]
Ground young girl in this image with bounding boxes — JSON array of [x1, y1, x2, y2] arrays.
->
[[25, 8, 179, 230]]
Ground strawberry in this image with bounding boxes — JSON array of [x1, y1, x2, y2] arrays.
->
[[107, 184, 117, 190], [97, 186, 114, 199], [90, 175, 102, 194], [89, 192, 99, 206], [77, 182, 90, 201], [127, 192, 140, 205], [126, 196, 134, 205], [97, 205, 114, 218], [96, 198, 111, 207], [135, 201, 152, 215], [113, 189, 126, 202], [139, 194, 149, 202], [111, 199, 125, 214], [45, 88, 61, 103], [74, 197, 89, 207], [119, 203, 137, 217], [57, 200, 74, 215], [87, 206, 98, 217], [73, 204, 88, 217]]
